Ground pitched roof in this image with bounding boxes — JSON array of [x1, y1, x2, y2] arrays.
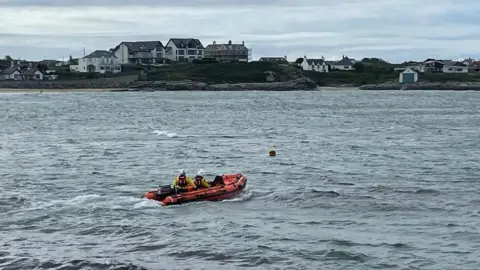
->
[[334, 57, 354, 65], [259, 57, 287, 61], [83, 50, 116, 59], [1, 66, 20, 74], [451, 61, 467, 67], [168, 38, 204, 49], [306, 59, 325, 65], [115, 41, 164, 52], [206, 43, 247, 51], [21, 68, 43, 75]]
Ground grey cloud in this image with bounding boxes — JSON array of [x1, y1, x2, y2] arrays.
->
[[0, 0, 395, 7]]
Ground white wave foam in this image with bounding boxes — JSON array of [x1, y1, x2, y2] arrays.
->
[[222, 187, 253, 203], [151, 130, 178, 138], [27, 193, 162, 212]]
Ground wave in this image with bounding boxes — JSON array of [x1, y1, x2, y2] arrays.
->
[[221, 187, 253, 203], [151, 130, 177, 138], [23, 194, 162, 213], [0, 258, 148, 270], [368, 185, 440, 195]]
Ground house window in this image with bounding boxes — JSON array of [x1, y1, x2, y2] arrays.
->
[[178, 50, 185, 55], [457, 68, 463, 72], [187, 50, 196, 55], [35, 74, 40, 79], [178, 56, 185, 61]]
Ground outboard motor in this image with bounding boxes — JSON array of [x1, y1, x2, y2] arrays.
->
[[158, 185, 174, 194]]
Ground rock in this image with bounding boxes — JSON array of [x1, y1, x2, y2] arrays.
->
[[150, 80, 207, 90], [264, 71, 276, 82]]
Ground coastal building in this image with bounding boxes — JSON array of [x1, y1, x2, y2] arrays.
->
[[76, 50, 121, 73], [417, 59, 469, 73], [0, 65, 45, 81], [442, 61, 468, 73], [300, 56, 329, 73], [259, 56, 287, 64], [164, 38, 204, 62], [21, 69, 44, 80], [399, 68, 418, 83], [332, 56, 355, 71], [111, 41, 166, 65], [0, 66, 21, 80], [418, 59, 444, 73], [204, 40, 251, 63]]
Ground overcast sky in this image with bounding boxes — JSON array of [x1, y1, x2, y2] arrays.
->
[[1, 0, 479, 62]]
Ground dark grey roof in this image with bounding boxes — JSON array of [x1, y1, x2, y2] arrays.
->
[[306, 59, 325, 65], [115, 41, 163, 52], [206, 43, 248, 51], [259, 57, 286, 61], [334, 57, 354, 65], [83, 50, 116, 59], [21, 68, 43, 75], [451, 61, 467, 67], [168, 38, 204, 49], [1, 66, 19, 74]]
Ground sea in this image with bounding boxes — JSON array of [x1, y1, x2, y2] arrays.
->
[[0, 90, 479, 270]]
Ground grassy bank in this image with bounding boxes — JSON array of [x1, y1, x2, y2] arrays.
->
[[143, 61, 303, 84]]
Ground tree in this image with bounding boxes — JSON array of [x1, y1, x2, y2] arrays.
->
[[4, 55, 12, 61], [354, 62, 365, 73], [37, 63, 49, 72], [295, 58, 303, 64]]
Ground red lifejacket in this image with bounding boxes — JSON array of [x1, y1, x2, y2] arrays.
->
[[194, 176, 204, 187], [177, 175, 187, 187]]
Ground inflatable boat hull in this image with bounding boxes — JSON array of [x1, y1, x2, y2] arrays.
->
[[144, 173, 247, 206]]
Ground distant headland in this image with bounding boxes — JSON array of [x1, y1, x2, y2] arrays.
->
[[1, 39, 480, 91]]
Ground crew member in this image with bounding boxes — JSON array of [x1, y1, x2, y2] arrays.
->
[[172, 169, 196, 191]]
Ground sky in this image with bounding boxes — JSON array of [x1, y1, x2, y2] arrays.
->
[[1, 0, 480, 63]]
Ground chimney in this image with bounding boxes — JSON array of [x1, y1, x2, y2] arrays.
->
[[10, 61, 14, 68], [213, 40, 216, 45], [242, 40, 245, 46], [228, 40, 232, 45], [284, 55, 287, 60]]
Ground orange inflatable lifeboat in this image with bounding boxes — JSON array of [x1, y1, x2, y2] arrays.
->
[[143, 173, 247, 206]]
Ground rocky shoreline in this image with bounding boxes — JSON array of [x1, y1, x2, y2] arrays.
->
[[0, 74, 319, 91], [119, 77, 317, 91], [2, 75, 480, 91], [359, 81, 480, 90]]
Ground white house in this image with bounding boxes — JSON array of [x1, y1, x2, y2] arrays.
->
[[301, 55, 329, 72], [21, 69, 44, 80], [76, 50, 121, 73], [332, 56, 355, 71], [442, 61, 468, 73], [164, 38, 204, 62], [0, 66, 22, 80], [70, 64, 80, 72], [112, 41, 166, 65], [399, 68, 418, 83]]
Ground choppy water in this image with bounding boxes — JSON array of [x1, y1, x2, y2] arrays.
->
[[1, 90, 479, 270]]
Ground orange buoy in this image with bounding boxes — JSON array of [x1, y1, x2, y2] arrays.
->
[[269, 147, 276, 156]]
